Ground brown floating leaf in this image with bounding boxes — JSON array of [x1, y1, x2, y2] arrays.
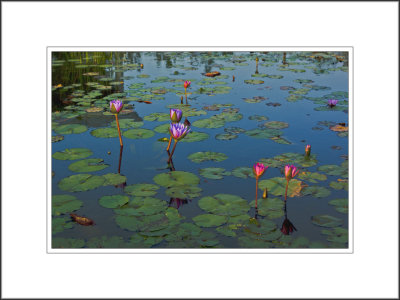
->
[[70, 213, 94, 226], [138, 100, 152, 104], [205, 71, 221, 77], [329, 125, 348, 132]]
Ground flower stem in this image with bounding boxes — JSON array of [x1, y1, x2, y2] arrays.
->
[[118, 145, 123, 174], [255, 177, 259, 209], [168, 140, 178, 162], [115, 114, 123, 147], [284, 179, 289, 202], [166, 136, 172, 151]]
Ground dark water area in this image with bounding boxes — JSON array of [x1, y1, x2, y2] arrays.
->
[[51, 51, 349, 249]]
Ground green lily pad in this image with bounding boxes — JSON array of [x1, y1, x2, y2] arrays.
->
[[128, 235, 164, 248], [52, 148, 93, 160], [153, 123, 170, 134], [244, 79, 264, 84], [314, 105, 348, 112], [187, 151, 228, 163], [52, 194, 83, 216], [216, 225, 238, 237], [311, 215, 343, 228], [165, 185, 202, 199], [124, 184, 160, 197], [52, 216, 74, 234], [52, 237, 85, 248], [195, 86, 232, 95], [250, 198, 284, 219], [198, 194, 249, 216], [286, 94, 303, 102], [192, 118, 225, 129], [153, 171, 200, 187], [245, 128, 283, 139], [143, 112, 170, 122], [193, 214, 228, 228], [231, 167, 255, 179], [329, 181, 348, 191], [123, 129, 155, 139], [318, 163, 348, 177], [258, 177, 304, 197], [265, 74, 283, 79], [102, 173, 127, 186], [258, 158, 284, 168], [199, 168, 231, 180], [294, 79, 313, 84], [54, 124, 88, 135], [68, 158, 109, 173], [111, 119, 144, 129], [298, 171, 327, 183], [249, 115, 269, 121], [91, 128, 119, 138], [302, 186, 331, 198], [274, 152, 318, 167], [262, 121, 289, 129], [58, 174, 105, 192], [243, 98, 262, 103], [181, 131, 209, 143], [270, 136, 292, 144], [114, 197, 167, 216], [321, 227, 348, 244], [52, 135, 64, 143], [328, 198, 348, 214], [215, 133, 238, 140], [87, 236, 128, 248], [224, 127, 246, 134], [99, 195, 129, 209], [137, 74, 150, 78], [251, 73, 268, 78], [242, 218, 282, 241]]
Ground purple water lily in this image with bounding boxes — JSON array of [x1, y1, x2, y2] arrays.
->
[[170, 108, 183, 123], [328, 99, 338, 107], [169, 122, 190, 141], [110, 99, 124, 114]]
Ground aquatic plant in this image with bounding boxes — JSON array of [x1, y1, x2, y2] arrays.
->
[[168, 123, 191, 162], [305, 144, 311, 157], [253, 162, 268, 208], [167, 109, 183, 151], [110, 99, 124, 147], [284, 164, 299, 201], [328, 99, 338, 107]]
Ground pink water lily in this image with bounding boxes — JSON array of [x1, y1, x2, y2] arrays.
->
[[170, 108, 183, 123], [184, 81, 191, 89], [305, 144, 311, 156], [253, 163, 267, 179], [169, 122, 190, 141], [328, 99, 338, 107], [284, 164, 299, 181], [110, 99, 124, 114]]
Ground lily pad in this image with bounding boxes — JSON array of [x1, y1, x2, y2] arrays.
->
[[224, 126, 246, 134], [114, 197, 167, 216], [87, 236, 128, 248], [102, 173, 127, 186], [270, 136, 292, 144], [153, 123, 170, 134], [180, 132, 209, 143], [245, 128, 283, 139], [198, 194, 249, 216], [318, 163, 348, 177], [52, 135, 64, 143], [215, 133, 238, 140], [165, 185, 202, 199], [99, 195, 130, 209], [52, 237, 85, 248], [52, 216, 74, 234], [187, 151, 228, 163], [258, 177, 304, 197], [231, 167, 255, 179], [274, 152, 318, 167], [311, 215, 343, 228], [248, 115, 268, 122], [54, 124, 88, 135], [250, 198, 284, 219], [52, 194, 83, 216], [244, 79, 264, 85], [111, 119, 144, 129], [321, 227, 348, 244], [124, 184, 160, 197], [302, 186, 331, 198], [52, 148, 93, 161], [143, 112, 170, 122], [193, 214, 228, 228], [91, 128, 119, 138], [298, 171, 327, 183], [58, 174, 105, 192], [328, 198, 348, 214], [192, 118, 225, 129], [123, 129, 155, 139], [329, 181, 348, 191], [153, 171, 200, 187], [199, 168, 231, 180], [68, 158, 109, 173], [262, 121, 289, 129]]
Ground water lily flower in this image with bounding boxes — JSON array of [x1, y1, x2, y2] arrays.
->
[[305, 144, 311, 157], [169, 122, 190, 141], [328, 99, 338, 107], [284, 164, 299, 181], [170, 108, 183, 123], [183, 81, 191, 89], [280, 218, 297, 235], [110, 99, 124, 114], [253, 162, 267, 179]]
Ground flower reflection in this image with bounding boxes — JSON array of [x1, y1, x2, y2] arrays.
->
[[168, 197, 190, 209], [280, 202, 297, 235]]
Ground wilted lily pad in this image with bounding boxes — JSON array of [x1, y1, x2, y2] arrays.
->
[[124, 184, 160, 197], [91, 128, 119, 138], [187, 151, 228, 163], [231, 167, 255, 179], [165, 185, 202, 199], [311, 215, 343, 228], [58, 174, 105, 192], [123, 129, 155, 139], [52, 194, 83, 216], [328, 198, 348, 214], [99, 195, 129, 209], [199, 168, 231, 180], [153, 171, 200, 187], [54, 124, 88, 135], [258, 177, 304, 197], [193, 214, 228, 228], [198, 194, 249, 216], [298, 171, 327, 183], [68, 158, 109, 172], [52, 148, 93, 160]]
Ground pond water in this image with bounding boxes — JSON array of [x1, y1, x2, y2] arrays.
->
[[51, 51, 349, 249]]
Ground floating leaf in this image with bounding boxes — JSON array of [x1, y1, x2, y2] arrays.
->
[[224, 126, 246, 134], [52, 148, 93, 160], [87, 236, 128, 248], [52, 237, 85, 248], [165, 185, 202, 199], [143, 112, 170, 122], [298, 171, 327, 183], [199, 168, 231, 180], [124, 184, 160, 197], [153, 123, 170, 134], [114, 197, 167, 216], [181, 131, 209, 143], [231, 167, 255, 179], [270, 136, 291, 144], [111, 119, 144, 129], [52, 135, 64, 143], [329, 181, 348, 191], [68, 158, 109, 172], [70, 213, 94, 226], [328, 198, 348, 214], [52, 216, 74, 234], [302, 186, 331, 198], [216, 225, 238, 237], [187, 151, 228, 163], [244, 79, 264, 85], [215, 133, 238, 140], [192, 118, 225, 129], [54, 124, 88, 135], [321, 227, 348, 244], [193, 214, 228, 228], [249, 115, 269, 121], [262, 121, 289, 129], [318, 163, 348, 177], [258, 177, 304, 197], [311, 215, 343, 228], [91, 128, 119, 138], [153, 171, 200, 187], [102, 173, 127, 186], [198, 194, 249, 216], [123, 128, 155, 139], [52, 195, 83, 216], [58, 174, 105, 192], [245, 128, 282, 139], [99, 195, 129, 209], [329, 125, 348, 132], [274, 152, 318, 167], [250, 198, 284, 219]]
